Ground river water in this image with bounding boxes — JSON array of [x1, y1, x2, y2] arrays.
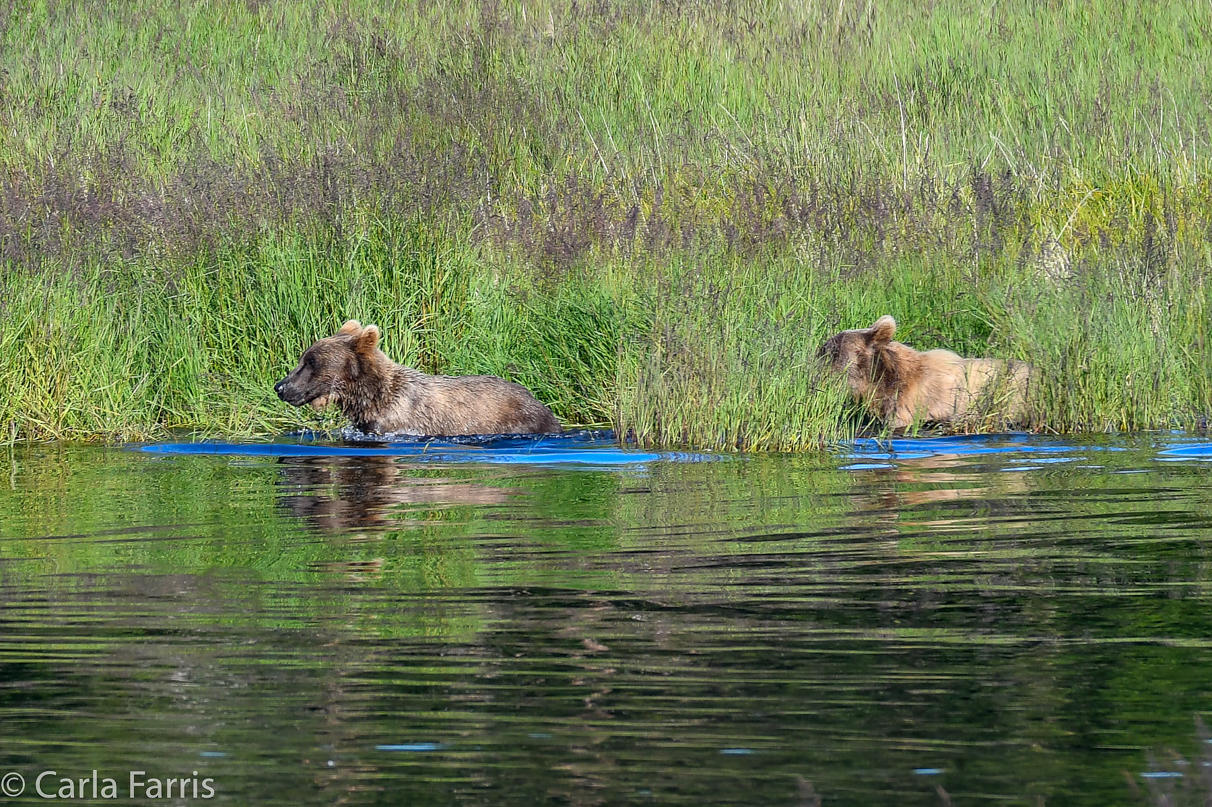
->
[[2, 432, 1211, 805]]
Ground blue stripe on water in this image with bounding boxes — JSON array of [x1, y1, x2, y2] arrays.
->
[[138, 430, 1212, 467], [843, 433, 1212, 467], [847, 433, 1095, 461], [1158, 442, 1212, 460], [139, 430, 719, 467]]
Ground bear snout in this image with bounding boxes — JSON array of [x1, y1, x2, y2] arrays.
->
[[275, 376, 321, 408], [274, 378, 304, 404]]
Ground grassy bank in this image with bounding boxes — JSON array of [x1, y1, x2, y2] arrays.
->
[[2, 0, 1212, 448]]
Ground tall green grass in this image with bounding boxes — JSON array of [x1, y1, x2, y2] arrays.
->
[[2, 0, 1211, 448]]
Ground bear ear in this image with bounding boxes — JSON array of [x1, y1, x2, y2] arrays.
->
[[338, 319, 362, 336], [354, 324, 381, 354], [868, 316, 896, 344]]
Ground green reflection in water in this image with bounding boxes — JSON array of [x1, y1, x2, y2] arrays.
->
[[1, 440, 1211, 805]]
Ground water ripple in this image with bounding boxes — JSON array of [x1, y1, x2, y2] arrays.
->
[[139, 430, 721, 467]]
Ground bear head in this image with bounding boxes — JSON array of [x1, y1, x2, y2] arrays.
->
[[274, 319, 383, 410], [816, 315, 898, 396]]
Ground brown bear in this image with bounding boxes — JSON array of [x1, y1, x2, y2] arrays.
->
[[275, 320, 562, 436], [817, 315, 1034, 430]]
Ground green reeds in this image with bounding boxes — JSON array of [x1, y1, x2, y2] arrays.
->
[[2, 0, 1212, 447]]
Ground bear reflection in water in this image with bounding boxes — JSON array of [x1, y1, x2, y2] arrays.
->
[[859, 453, 1031, 513], [276, 455, 520, 535]]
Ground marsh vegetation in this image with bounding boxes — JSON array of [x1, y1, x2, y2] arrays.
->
[[2, 0, 1210, 447]]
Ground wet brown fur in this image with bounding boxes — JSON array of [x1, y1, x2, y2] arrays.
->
[[817, 315, 1034, 429], [275, 320, 562, 435]]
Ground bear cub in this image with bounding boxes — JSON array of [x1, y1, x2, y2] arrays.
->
[[275, 320, 562, 436], [817, 315, 1034, 430]]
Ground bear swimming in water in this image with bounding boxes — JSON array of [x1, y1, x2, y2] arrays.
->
[[275, 320, 562, 436]]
